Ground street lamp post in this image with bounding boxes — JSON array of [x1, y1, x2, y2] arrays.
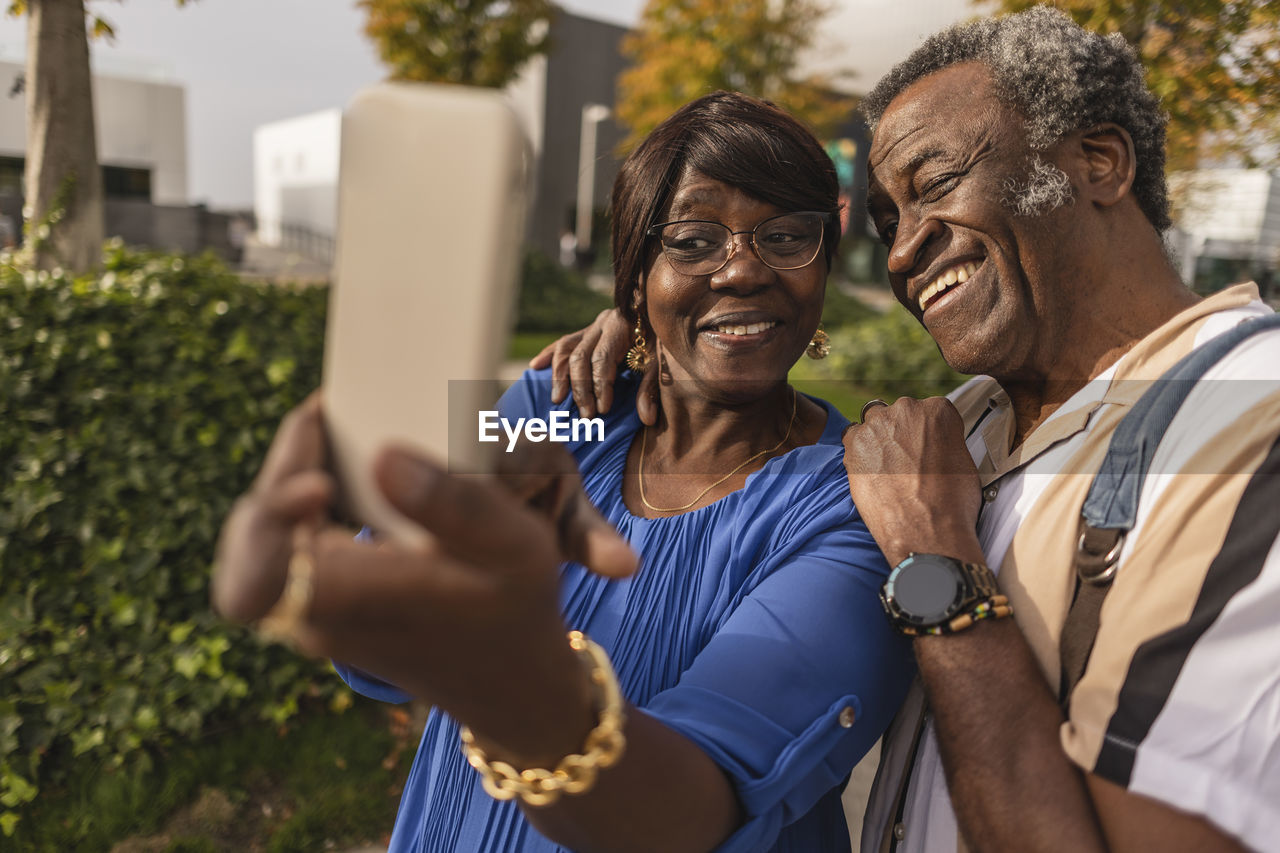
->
[[575, 103, 611, 265]]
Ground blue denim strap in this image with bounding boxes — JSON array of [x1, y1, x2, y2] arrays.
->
[[1061, 311, 1280, 706], [1081, 312, 1280, 542]]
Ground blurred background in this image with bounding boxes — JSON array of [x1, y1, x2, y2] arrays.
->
[[1, 0, 1276, 850]]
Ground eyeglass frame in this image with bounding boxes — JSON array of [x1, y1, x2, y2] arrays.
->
[[644, 211, 834, 276]]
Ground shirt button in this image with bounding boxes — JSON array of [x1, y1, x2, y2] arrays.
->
[[983, 485, 1000, 502], [894, 823, 906, 841], [838, 706, 856, 728]]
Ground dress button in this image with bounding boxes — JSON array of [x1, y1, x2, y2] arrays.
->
[[894, 823, 906, 841], [983, 485, 1000, 502], [838, 706, 856, 728]]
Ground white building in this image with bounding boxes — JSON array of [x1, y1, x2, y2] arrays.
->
[[0, 50, 188, 206], [1169, 169, 1280, 293], [252, 109, 341, 247]]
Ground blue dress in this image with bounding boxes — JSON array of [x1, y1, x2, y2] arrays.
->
[[336, 369, 914, 852]]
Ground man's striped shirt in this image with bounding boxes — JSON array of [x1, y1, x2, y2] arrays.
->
[[864, 283, 1280, 853]]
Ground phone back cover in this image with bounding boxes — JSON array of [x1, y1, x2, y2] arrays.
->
[[323, 82, 528, 544]]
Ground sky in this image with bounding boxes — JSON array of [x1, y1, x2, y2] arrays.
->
[[0, 0, 973, 211]]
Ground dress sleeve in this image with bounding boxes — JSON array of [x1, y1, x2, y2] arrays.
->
[[642, 512, 915, 852], [332, 661, 412, 704]]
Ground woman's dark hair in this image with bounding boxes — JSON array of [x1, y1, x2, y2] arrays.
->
[[610, 91, 841, 323]]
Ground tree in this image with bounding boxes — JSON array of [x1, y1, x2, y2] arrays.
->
[[358, 0, 553, 88], [991, 0, 1280, 171], [5, 1, 189, 274], [615, 0, 854, 151]]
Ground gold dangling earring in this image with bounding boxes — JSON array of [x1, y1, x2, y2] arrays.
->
[[626, 316, 651, 370], [806, 325, 830, 360]]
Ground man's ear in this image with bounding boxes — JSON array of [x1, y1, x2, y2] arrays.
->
[[1077, 123, 1137, 209]]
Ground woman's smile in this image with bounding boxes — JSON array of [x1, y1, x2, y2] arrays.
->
[[698, 311, 784, 350]]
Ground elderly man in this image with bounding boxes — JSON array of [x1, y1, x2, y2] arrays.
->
[[845, 7, 1280, 853]]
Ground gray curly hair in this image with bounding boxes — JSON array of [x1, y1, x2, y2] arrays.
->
[[862, 6, 1171, 231]]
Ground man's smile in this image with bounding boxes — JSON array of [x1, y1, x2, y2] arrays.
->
[[915, 258, 984, 312]]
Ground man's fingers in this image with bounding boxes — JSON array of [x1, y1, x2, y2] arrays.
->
[[568, 325, 603, 417], [591, 344, 620, 415], [636, 362, 661, 426], [254, 392, 328, 491], [549, 336, 581, 403], [592, 309, 632, 413]]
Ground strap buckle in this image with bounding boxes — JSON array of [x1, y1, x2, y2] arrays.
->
[[1075, 524, 1123, 585]]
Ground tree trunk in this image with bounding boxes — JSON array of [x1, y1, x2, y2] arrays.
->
[[24, 0, 104, 274]]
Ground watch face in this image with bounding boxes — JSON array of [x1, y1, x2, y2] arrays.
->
[[887, 555, 965, 624]]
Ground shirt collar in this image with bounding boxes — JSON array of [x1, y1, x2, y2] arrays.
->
[[974, 283, 1263, 485]]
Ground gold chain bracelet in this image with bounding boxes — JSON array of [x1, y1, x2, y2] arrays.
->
[[460, 631, 627, 807]]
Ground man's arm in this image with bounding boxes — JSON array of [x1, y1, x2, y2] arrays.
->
[[843, 397, 1249, 853], [915, 615, 1246, 852]]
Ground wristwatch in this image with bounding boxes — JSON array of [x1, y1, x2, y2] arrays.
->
[[880, 553, 1000, 635]]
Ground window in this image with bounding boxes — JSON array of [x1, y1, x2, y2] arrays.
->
[[0, 156, 22, 196], [102, 165, 151, 200]]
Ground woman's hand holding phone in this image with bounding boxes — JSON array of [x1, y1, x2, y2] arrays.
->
[[212, 393, 637, 767]]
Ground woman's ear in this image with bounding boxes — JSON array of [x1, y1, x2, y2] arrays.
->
[[1077, 123, 1137, 209]]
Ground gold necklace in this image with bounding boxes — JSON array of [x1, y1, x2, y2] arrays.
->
[[638, 388, 798, 513]]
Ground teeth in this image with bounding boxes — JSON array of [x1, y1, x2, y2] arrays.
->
[[713, 320, 777, 336], [918, 261, 979, 311]]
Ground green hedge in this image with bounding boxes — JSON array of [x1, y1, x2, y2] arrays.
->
[[0, 243, 347, 840]]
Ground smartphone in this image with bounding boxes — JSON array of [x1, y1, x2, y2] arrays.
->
[[322, 82, 529, 545]]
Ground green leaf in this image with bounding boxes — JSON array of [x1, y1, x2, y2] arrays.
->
[[266, 357, 296, 386], [173, 651, 202, 680], [70, 727, 105, 757], [0, 772, 37, 807]]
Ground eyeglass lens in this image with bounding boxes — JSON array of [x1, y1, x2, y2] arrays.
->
[[655, 213, 825, 274]]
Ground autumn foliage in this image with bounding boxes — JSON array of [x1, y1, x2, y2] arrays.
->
[[358, 0, 553, 88], [615, 0, 854, 152]]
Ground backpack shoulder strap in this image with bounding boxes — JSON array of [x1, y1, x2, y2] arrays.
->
[[1059, 312, 1280, 707]]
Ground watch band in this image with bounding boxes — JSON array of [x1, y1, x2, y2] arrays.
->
[[962, 559, 1001, 602]]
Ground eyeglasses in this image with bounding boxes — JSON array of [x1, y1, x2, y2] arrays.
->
[[645, 211, 832, 276]]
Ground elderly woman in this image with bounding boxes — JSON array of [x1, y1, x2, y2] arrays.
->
[[214, 92, 912, 852]]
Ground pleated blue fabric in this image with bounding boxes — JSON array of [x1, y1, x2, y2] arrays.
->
[[335, 369, 914, 852]]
